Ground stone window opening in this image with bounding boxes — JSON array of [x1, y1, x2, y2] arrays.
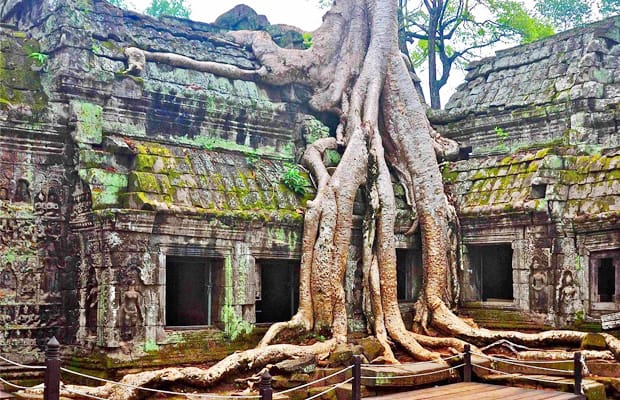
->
[[590, 250, 620, 306], [396, 249, 423, 302], [165, 256, 223, 328], [255, 259, 299, 323], [531, 183, 547, 199], [469, 244, 514, 302]]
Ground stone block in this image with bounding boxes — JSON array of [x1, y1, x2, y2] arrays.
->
[[70, 101, 103, 145]]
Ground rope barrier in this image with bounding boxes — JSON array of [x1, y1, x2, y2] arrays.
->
[[60, 368, 261, 399], [472, 353, 573, 374], [303, 377, 353, 400], [0, 375, 40, 390], [471, 352, 577, 365], [473, 364, 580, 385], [360, 353, 464, 368], [0, 355, 46, 370], [361, 363, 465, 380], [275, 365, 353, 395]]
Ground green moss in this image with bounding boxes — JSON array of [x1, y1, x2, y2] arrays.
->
[[71, 101, 103, 145], [134, 142, 172, 157], [442, 164, 458, 183]]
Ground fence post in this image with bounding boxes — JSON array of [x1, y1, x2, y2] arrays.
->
[[573, 351, 583, 396], [259, 370, 272, 400], [463, 344, 472, 382], [44, 336, 60, 400], [352, 355, 361, 400]]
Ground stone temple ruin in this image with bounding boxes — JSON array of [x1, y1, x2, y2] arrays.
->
[[0, 0, 618, 373]]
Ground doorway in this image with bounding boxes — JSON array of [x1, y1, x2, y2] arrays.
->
[[469, 244, 513, 302], [166, 256, 223, 327], [255, 260, 299, 323]]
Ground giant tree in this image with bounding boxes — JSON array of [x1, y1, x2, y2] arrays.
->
[[43, 1, 620, 398]]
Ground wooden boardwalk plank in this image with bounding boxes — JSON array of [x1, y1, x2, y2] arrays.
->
[[367, 382, 584, 399]]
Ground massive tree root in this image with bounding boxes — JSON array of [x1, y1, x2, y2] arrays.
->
[[28, 0, 620, 398]]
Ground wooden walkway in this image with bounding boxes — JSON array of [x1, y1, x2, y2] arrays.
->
[[368, 382, 585, 399]]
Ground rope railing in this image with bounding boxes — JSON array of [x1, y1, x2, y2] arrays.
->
[[360, 353, 464, 367], [0, 354, 46, 370], [472, 364, 579, 385], [10, 338, 587, 400], [0, 375, 41, 390], [304, 377, 354, 400], [60, 367, 261, 399], [472, 352, 574, 374], [361, 363, 465, 380], [274, 365, 353, 395]]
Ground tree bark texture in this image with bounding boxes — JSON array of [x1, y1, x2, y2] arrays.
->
[[28, 0, 620, 398]]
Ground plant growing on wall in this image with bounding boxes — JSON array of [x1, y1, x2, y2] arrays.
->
[[28, 52, 48, 66], [57, 1, 620, 397], [281, 164, 309, 196]]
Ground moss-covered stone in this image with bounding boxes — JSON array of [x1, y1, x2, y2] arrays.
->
[[71, 101, 103, 145], [581, 333, 608, 350]]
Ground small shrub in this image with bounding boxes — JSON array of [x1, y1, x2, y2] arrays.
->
[[282, 164, 309, 196], [28, 52, 48, 66]]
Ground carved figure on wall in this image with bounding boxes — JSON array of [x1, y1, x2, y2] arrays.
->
[[13, 179, 30, 203], [558, 270, 579, 322], [0, 187, 8, 201], [86, 283, 99, 335], [18, 269, 37, 301], [530, 270, 548, 312], [0, 261, 17, 290], [120, 279, 143, 341]]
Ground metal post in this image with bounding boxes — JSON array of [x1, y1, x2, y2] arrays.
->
[[44, 337, 60, 400], [352, 355, 361, 400], [259, 370, 272, 400], [463, 344, 472, 382], [574, 351, 583, 396]]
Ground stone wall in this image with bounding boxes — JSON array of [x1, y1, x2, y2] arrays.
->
[[1, 0, 618, 370], [431, 16, 620, 155], [0, 0, 333, 363]]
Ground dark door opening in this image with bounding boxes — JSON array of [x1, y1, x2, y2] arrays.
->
[[598, 258, 615, 302], [396, 249, 423, 301], [470, 244, 513, 302], [166, 256, 223, 327], [255, 260, 299, 323]]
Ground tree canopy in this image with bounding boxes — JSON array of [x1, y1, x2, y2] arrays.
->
[[535, 0, 620, 31], [401, 0, 554, 109], [144, 0, 190, 18], [105, 0, 191, 19]]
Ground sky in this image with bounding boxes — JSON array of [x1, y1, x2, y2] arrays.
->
[[131, 0, 326, 31]]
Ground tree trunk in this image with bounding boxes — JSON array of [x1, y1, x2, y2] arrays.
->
[[27, 1, 620, 397]]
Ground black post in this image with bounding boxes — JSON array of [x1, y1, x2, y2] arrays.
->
[[463, 344, 472, 382], [259, 370, 272, 400], [573, 351, 583, 396], [352, 355, 361, 400], [44, 337, 60, 400]]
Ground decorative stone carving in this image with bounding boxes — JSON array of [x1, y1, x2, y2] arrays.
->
[[558, 269, 580, 323], [120, 280, 144, 342]]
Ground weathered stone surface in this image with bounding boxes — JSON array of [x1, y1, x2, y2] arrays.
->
[[431, 16, 620, 153], [327, 343, 355, 367], [275, 355, 316, 374], [581, 333, 608, 350], [356, 336, 384, 362]]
